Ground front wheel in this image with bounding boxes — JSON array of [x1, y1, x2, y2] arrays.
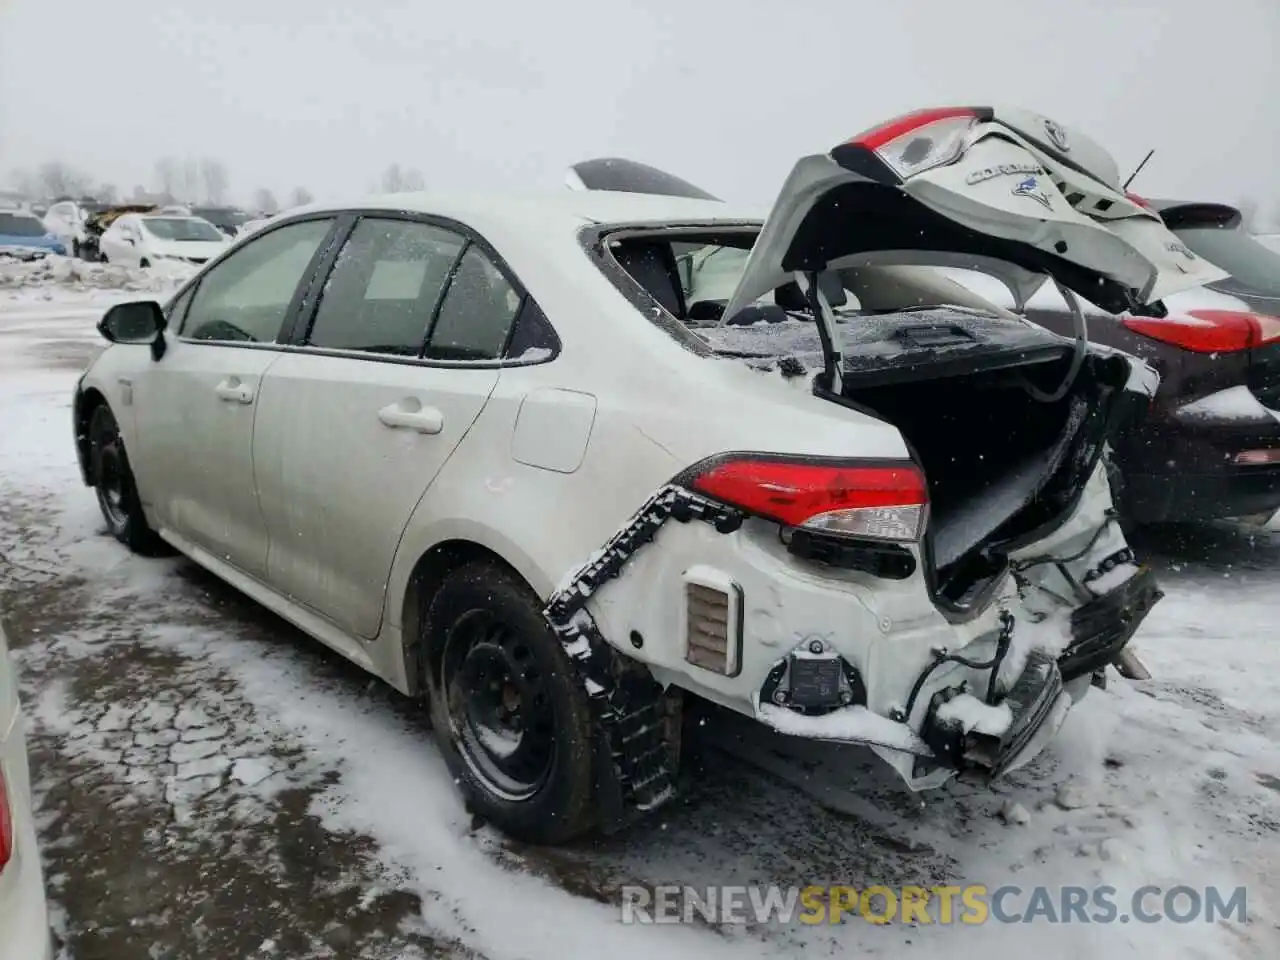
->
[[425, 562, 596, 844], [88, 404, 164, 555]]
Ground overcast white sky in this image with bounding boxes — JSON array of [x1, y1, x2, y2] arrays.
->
[[1, 0, 1276, 213]]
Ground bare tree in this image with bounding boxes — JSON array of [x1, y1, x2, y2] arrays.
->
[[201, 159, 230, 205], [8, 169, 38, 199], [97, 183, 119, 204], [253, 188, 280, 215], [181, 158, 200, 204], [380, 163, 405, 193], [154, 158, 179, 202], [290, 186, 315, 207], [379, 163, 425, 193], [38, 161, 91, 199]]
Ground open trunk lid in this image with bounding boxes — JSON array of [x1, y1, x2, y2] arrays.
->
[[721, 107, 1228, 324]]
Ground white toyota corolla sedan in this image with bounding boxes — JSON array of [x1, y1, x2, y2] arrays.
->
[[0, 625, 54, 960], [72, 107, 1227, 843]]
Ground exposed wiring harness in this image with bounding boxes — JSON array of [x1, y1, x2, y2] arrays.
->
[[1021, 276, 1089, 403], [901, 608, 1017, 722]]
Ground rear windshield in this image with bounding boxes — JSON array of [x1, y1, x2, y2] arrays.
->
[[1174, 225, 1280, 298], [142, 217, 225, 242], [0, 212, 47, 237]]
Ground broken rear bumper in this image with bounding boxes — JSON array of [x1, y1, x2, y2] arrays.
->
[[1060, 566, 1162, 683], [754, 563, 1162, 786]]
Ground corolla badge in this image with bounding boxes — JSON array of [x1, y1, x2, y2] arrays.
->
[[1043, 117, 1070, 152], [1012, 175, 1055, 211]]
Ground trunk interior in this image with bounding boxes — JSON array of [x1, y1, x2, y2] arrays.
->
[[837, 349, 1133, 610], [698, 311, 1136, 610]]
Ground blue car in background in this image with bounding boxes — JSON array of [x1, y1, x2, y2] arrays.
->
[[0, 210, 67, 260]]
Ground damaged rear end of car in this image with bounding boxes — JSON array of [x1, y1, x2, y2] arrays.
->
[[551, 108, 1228, 831]]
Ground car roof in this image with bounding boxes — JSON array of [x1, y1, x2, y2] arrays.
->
[[293, 190, 765, 232]]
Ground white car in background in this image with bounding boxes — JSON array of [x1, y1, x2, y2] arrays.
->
[[237, 216, 274, 238], [43, 200, 89, 256], [0, 625, 53, 960], [97, 213, 232, 268], [72, 107, 1224, 844]]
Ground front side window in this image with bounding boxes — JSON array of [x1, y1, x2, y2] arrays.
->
[[306, 218, 466, 356], [425, 246, 523, 361], [182, 218, 334, 343]]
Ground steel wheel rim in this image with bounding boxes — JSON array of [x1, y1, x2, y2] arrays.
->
[[442, 609, 556, 802], [96, 445, 129, 529]]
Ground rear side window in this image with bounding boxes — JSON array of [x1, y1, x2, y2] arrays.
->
[[306, 218, 465, 355], [425, 246, 523, 361], [182, 218, 334, 343]]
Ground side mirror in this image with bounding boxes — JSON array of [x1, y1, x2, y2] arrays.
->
[[98, 301, 168, 359]]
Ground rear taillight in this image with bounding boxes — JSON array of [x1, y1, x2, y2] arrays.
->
[[1125, 191, 1153, 210], [682, 456, 928, 542], [1122, 309, 1280, 354], [0, 770, 13, 874], [1233, 449, 1280, 466], [845, 107, 979, 180]]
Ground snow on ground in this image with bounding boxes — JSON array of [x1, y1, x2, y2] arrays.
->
[[0, 253, 196, 294], [0, 283, 1278, 959]]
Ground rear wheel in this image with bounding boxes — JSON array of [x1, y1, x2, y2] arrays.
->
[[425, 562, 596, 843], [139, 257, 151, 269], [88, 405, 164, 555]]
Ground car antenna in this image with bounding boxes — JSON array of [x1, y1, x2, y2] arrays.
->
[[1123, 149, 1155, 191]]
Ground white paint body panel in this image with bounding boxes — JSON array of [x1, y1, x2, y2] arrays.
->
[[130, 339, 279, 578], [251, 353, 499, 639], [510, 388, 598, 473]]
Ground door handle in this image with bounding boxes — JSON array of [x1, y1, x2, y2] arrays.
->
[[378, 399, 444, 434], [215, 377, 254, 404]]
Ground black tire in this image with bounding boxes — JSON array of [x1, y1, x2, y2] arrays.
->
[[139, 258, 151, 269], [88, 404, 165, 555], [425, 562, 596, 844]]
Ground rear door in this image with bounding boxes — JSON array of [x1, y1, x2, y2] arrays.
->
[[252, 215, 522, 639]]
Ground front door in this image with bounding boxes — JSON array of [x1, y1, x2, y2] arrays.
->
[[252, 216, 524, 638], [129, 217, 338, 577]]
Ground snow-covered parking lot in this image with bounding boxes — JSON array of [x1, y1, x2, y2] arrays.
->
[[1, 264, 1279, 960]]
